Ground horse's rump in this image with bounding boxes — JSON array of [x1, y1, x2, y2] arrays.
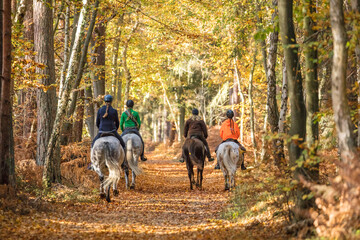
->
[[91, 136, 124, 201], [217, 142, 240, 174], [183, 138, 205, 167], [122, 133, 142, 175]]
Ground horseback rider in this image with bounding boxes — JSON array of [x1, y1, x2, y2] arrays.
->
[[91, 94, 126, 149], [214, 109, 246, 170], [120, 99, 147, 161], [179, 108, 214, 163]]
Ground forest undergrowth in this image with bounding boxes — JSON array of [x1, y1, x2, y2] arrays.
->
[[0, 127, 339, 239]]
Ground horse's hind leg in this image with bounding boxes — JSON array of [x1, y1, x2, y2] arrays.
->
[[130, 172, 136, 190], [187, 163, 194, 190], [99, 175, 106, 198], [197, 168, 203, 190], [105, 185, 111, 202], [122, 161, 130, 189]]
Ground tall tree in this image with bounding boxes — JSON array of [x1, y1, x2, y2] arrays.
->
[[330, 0, 358, 162], [0, 0, 15, 185], [43, 0, 90, 187], [304, 0, 319, 181], [122, 17, 139, 106], [279, 0, 313, 214], [62, 0, 99, 144], [266, 0, 280, 165], [34, 0, 57, 166], [351, 0, 360, 146]]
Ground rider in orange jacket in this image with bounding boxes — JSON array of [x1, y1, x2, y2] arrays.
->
[[214, 110, 246, 170]]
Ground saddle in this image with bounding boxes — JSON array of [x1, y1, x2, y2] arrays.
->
[[122, 128, 139, 136], [190, 135, 202, 141], [100, 131, 115, 138]]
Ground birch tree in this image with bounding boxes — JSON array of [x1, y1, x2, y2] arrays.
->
[[330, 0, 358, 163], [43, 0, 90, 188]]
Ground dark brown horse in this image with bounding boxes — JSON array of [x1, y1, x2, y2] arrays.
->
[[182, 137, 206, 190]]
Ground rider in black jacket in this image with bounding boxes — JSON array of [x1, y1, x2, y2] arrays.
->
[[91, 95, 125, 149]]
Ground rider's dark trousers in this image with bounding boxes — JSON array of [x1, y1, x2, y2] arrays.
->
[[121, 128, 145, 158], [92, 130, 126, 149], [189, 134, 212, 158]]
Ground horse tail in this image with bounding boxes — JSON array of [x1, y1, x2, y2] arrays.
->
[[102, 141, 121, 192], [224, 144, 237, 174], [126, 139, 142, 175]]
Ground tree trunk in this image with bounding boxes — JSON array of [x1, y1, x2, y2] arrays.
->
[[248, 52, 257, 162], [351, 0, 360, 146], [62, 0, 99, 144], [43, 0, 90, 188], [22, 0, 35, 139], [123, 19, 139, 106], [179, 104, 185, 144], [267, 0, 280, 164], [0, 0, 15, 185], [72, 89, 84, 142], [59, 5, 70, 98], [0, 0, 2, 100], [304, 0, 319, 182], [84, 76, 95, 140], [111, 15, 124, 108], [279, 0, 311, 213], [34, 0, 57, 166], [234, 57, 245, 143], [277, 59, 288, 164], [92, 18, 106, 103], [330, 0, 358, 163]]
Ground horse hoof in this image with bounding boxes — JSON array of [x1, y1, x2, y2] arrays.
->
[[106, 196, 111, 202], [113, 189, 119, 196], [130, 185, 135, 190], [100, 193, 106, 199]]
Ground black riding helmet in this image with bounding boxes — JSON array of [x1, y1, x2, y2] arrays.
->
[[226, 110, 234, 119], [104, 94, 113, 102], [126, 99, 134, 108], [192, 108, 199, 115]]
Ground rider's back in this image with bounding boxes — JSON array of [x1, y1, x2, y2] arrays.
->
[[96, 106, 119, 132]]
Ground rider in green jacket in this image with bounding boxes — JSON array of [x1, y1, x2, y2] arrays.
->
[[120, 100, 147, 161]]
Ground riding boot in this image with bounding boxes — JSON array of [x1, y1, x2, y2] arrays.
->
[[241, 153, 246, 170]]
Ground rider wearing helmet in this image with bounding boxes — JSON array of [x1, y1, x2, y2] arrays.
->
[[214, 109, 246, 170], [179, 108, 214, 163], [91, 95, 126, 149], [120, 99, 147, 161]]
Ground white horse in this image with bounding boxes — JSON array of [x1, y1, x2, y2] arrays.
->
[[91, 136, 125, 202], [122, 133, 143, 189], [216, 142, 244, 191]]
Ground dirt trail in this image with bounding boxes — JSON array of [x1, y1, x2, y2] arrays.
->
[[1, 127, 286, 239]]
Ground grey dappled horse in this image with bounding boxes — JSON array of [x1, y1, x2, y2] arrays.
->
[[216, 142, 244, 191], [182, 137, 206, 190], [91, 136, 125, 202], [122, 133, 143, 190]]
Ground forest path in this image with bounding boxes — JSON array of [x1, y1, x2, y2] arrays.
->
[[1, 127, 286, 239]]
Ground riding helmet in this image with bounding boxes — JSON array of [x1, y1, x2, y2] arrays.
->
[[192, 108, 199, 115], [104, 94, 113, 102], [226, 110, 234, 118], [126, 99, 134, 108]]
